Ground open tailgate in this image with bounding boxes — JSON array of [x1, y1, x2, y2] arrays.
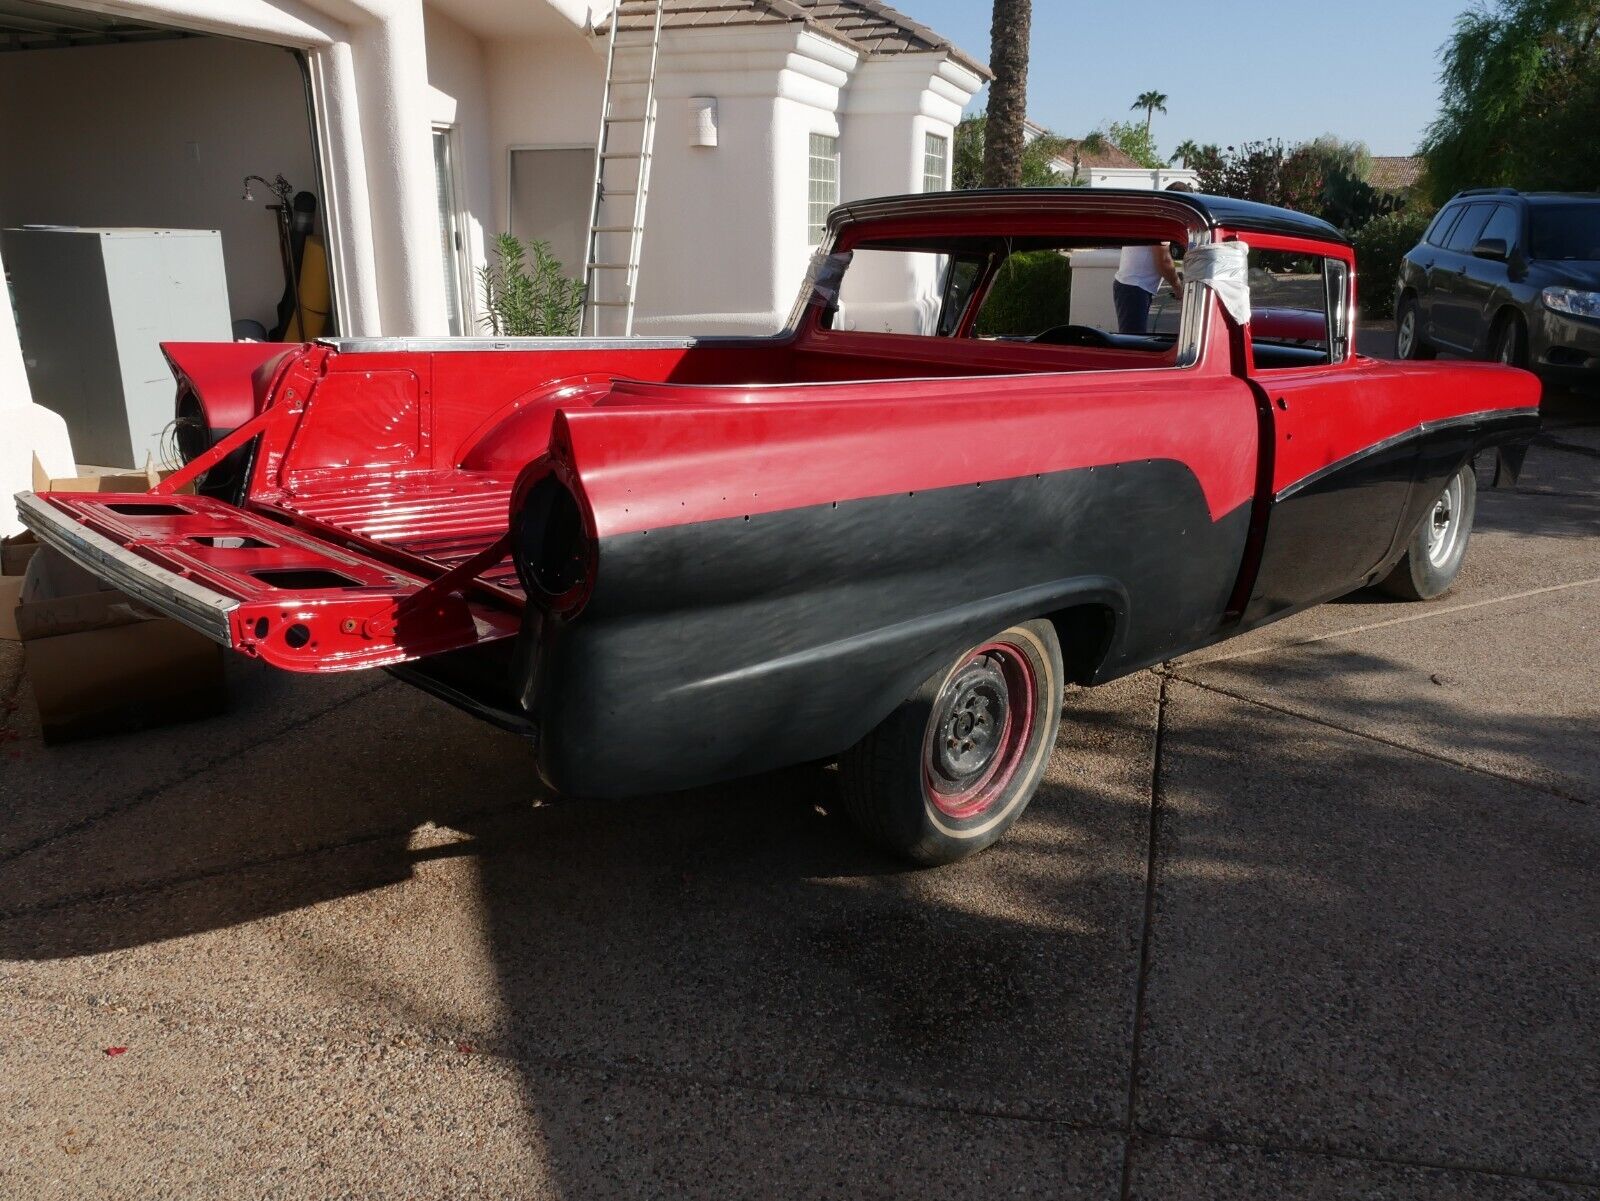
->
[[16, 490, 520, 673]]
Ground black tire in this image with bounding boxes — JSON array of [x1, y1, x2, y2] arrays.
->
[[838, 619, 1064, 866], [1396, 295, 1435, 361], [1377, 464, 1477, 601], [1491, 311, 1528, 368]]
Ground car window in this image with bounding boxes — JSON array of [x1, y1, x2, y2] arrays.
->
[[1478, 204, 1521, 252], [1529, 203, 1600, 261], [1426, 204, 1465, 248], [1248, 249, 1349, 368], [1443, 204, 1493, 253]]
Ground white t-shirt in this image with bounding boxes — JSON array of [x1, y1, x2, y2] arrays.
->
[[1115, 245, 1163, 295]]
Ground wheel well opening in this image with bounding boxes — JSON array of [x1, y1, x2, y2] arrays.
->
[[1045, 603, 1118, 685]]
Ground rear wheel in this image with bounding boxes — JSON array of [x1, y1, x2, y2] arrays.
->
[[1396, 296, 1435, 361], [838, 620, 1063, 866], [1377, 464, 1476, 601]]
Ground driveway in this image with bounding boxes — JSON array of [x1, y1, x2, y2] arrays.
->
[[2, 392, 1597, 1198]]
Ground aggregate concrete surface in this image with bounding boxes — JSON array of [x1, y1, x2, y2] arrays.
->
[[1, 382, 1596, 1199]]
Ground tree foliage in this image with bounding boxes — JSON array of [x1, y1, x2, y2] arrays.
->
[[1193, 140, 1325, 212], [982, 0, 1032, 187], [1096, 120, 1164, 170], [955, 116, 1074, 188], [1422, 0, 1600, 202], [1131, 90, 1169, 134]]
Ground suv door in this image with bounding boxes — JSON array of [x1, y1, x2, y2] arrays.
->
[[1430, 203, 1495, 351], [1454, 203, 1521, 355]]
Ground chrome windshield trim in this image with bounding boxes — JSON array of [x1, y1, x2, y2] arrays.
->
[[14, 491, 238, 645]]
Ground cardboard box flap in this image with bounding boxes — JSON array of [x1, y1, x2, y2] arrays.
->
[[33, 453, 161, 494], [1, 531, 38, 577], [16, 588, 159, 640]]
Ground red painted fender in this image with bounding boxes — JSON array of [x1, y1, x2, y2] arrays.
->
[[162, 341, 302, 434]]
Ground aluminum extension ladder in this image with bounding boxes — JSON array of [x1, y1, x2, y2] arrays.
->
[[581, 0, 665, 337]]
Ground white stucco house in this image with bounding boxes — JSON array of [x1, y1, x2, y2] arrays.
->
[[0, 0, 988, 444]]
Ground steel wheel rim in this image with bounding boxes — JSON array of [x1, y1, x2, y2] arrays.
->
[[922, 642, 1036, 821], [1425, 472, 1466, 567], [1397, 309, 1416, 358]]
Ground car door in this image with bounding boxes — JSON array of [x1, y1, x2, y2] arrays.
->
[[1454, 203, 1521, 355], [1410, 203, 1463, 332], [1429, 203, 1495, 351], [1243, 254, 1418, 624]]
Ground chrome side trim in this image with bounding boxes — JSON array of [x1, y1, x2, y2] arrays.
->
[[1274, 407, 1540, 501], [13, 491, 239, 646], [317, 333, 793, 354]]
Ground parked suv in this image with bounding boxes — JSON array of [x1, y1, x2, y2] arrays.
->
[[1395, 188, 1600, 383]]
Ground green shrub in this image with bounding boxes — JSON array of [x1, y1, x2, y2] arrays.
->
[[478, 233, 586, 336], [974, 251, 1073, 337], [1351, 207, 1433, 319]]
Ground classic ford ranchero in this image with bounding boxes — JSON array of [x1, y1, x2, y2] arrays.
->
[[17, 190, 1540, 864]]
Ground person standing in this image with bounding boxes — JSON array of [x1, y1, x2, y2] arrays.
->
[[1113, 180, 1192, 334]]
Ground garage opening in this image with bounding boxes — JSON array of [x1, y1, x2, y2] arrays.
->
[[0, 0, 328, 469]]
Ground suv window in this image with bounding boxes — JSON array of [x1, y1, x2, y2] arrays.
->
[[1426, 204, 1465, 248], [1529, 202, 1600, 261], [1444, 204, 1494, 253], [1478, 204, 1521, 252]]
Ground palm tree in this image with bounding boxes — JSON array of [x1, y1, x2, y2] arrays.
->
[[1172, 138, 1201, 168], [981, 0, 1031, 187], [1132, 90, 1169, 136]]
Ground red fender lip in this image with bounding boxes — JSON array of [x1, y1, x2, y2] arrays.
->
[[161, 341, 301, 433]]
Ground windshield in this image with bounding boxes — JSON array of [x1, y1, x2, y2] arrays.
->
[[1530, 203, 1600, 261]]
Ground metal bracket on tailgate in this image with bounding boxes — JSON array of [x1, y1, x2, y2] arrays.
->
[[15, 491, 520, 673]]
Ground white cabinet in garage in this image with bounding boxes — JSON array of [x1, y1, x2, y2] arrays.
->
[[2, 226, 231, 468]]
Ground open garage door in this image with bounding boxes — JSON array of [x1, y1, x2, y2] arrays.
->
[[0, 0, 328, 470]]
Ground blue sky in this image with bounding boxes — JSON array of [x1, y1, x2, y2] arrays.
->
[[900, 0, 1470, 156]]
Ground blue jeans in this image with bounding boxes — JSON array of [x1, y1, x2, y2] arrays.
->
[[1113, 280, 1153, 334]]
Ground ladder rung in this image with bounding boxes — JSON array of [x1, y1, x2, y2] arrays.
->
[[589, 301, 634, 308], [593, 225, 638, 233], [588, 262, 634, 270], [610, 75, 652, 85], [600, 151, 647, 161], [602, 188, 638, 197]]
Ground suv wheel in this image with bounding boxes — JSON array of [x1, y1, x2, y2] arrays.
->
[[1396, 296, 1435, 360], [1491, 313, 1528, 368]]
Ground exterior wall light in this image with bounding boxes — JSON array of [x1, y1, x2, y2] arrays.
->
[[690, 97, 718, 148]]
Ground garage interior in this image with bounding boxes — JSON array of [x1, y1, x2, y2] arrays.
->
[[0, 0, 326, 469]]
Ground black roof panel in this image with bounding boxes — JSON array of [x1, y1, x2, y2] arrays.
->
[[831, 188, 1350, 245]]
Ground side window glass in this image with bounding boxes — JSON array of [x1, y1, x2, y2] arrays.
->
[[1426, 204, 1463, 248], [1250, 249, 1334, 369], [935, 256, 985, 337], [1478, 204, 1520, 253], [1444, 204, 1492, 253]]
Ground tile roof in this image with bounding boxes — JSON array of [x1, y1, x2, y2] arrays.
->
[[1049, 138, 1141, 171], [600, 0, 990, 77], [1369, 155, 1423, 193]]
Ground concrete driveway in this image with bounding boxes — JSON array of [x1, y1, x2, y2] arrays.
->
[[2, 396, 1597, 1199]]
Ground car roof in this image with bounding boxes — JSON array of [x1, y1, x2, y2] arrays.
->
[[827, 188, 1350, 246], [1450, 190, 1600, 206]]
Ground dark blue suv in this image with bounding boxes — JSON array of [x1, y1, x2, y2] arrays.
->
[[1395, 188, 1600, 385]]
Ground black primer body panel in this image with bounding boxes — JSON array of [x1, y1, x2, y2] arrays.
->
[[531, 460, 1250, 797]]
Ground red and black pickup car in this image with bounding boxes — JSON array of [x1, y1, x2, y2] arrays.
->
[[16, 189, 1539, 865]]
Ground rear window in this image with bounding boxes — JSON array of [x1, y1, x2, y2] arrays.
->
[[1530, 203, 1600, 261]]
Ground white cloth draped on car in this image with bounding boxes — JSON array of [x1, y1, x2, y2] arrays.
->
[[1184, 240, 1252, 325]]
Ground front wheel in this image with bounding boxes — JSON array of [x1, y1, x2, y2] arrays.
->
[[1396, 296, 1435, 361], [1377, 464, 1477, 601], [838, 620, 1064, 866]]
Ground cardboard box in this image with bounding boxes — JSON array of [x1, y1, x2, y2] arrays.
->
[[32, 453, 161, 494], [16, 547, 226, 743], [2, 531, 39, 577], [0, 532, 39, 640]]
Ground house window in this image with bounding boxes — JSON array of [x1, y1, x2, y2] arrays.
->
[[922, 133, 949, 193], [808, 133, 839, 246], [432, 127, 469, 336]]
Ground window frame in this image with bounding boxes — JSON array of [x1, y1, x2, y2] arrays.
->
[[922, 132, 950, 194], [432, 123, 473, 337], [807, 133, 840, 247]]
